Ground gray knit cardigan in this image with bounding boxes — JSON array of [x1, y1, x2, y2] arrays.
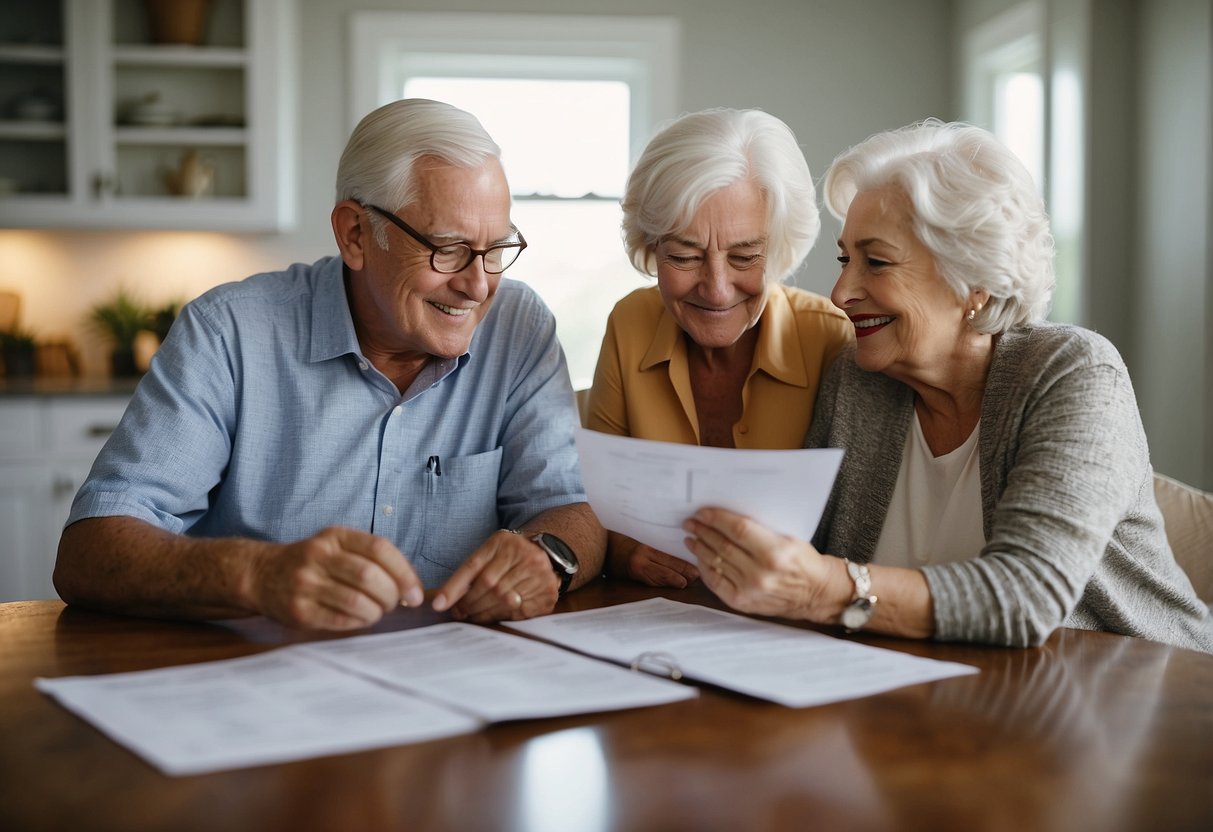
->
[[806, 323, 1213, 653]]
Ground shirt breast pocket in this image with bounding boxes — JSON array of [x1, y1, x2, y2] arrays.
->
[[415, 447, 503, 583]]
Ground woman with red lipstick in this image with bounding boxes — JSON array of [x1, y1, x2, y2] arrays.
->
[[684, 119, 1212, 652], [584, 108, 852, 588]]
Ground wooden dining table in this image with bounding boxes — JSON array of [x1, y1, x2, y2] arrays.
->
[[1, 579, 1210, 832]]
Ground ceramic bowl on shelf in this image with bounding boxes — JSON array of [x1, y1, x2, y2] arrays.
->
[[127, 108, 180, 127], [122, 92, 181, 127], [12, 96, 59, 122]]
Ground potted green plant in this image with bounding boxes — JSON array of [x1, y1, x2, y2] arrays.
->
[[149, 299, 184, 345], [0, 328, 37, 378], [88, 289, 151, 377]]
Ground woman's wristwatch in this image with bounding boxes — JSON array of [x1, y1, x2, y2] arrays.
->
[[841, 559, 877, 632]]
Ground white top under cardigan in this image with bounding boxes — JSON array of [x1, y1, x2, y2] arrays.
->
[[873, 414, 984, 568]]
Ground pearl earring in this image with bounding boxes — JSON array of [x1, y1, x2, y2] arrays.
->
[[967, 308, 976, 322]]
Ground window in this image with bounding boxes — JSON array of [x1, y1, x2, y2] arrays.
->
[[965, 3, 1045, 194], [349, 13, 680, 387], [963, 0, 1083, 325]]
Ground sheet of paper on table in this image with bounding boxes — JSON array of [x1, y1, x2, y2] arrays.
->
[[506, 598, 979, 708], [574, 427, 844, 563], [35, 622, 696, 776]]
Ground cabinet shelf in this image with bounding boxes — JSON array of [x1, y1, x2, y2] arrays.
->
[[114, 126, 246, 146], [0, 0, 295, 231], [0, 44, 66, 64], [0, 121, 67, 140], [112, 45, 247, 68]]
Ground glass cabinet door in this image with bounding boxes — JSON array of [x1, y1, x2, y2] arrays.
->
[[0, 0, 293, 231], [0, 0, 70, 201]]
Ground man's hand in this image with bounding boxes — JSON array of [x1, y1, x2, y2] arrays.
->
[[607, 531, 700, 588], [247, 526, 423, 631], [431, 530, 559, 622]]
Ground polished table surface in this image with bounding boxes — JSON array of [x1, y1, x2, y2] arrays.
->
[[2, 580, 1211, 832]]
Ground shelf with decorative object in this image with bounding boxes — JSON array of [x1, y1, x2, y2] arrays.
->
[[0, 0, 295, 231]]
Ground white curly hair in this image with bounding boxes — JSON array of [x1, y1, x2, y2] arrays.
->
[[823, 118, 1055, 332]]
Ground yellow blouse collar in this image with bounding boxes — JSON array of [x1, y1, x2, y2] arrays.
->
[[638, 284, 811, 387]]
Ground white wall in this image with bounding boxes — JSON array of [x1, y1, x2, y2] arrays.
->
[[1134, 0, 1212, 490], [956, 0, 1213, 490], [0, 0, 952, 376]]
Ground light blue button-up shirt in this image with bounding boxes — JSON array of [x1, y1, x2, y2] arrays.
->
[[68, 256, 586, 586]]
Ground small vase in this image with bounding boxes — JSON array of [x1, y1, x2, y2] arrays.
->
[[110, 347, 140, 378], [144, 0, 214, 46], [2, 347, 36, 378]]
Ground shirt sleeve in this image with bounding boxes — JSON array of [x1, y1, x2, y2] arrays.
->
[[66, 300, 237, 533], [492, 290, 587, 528]]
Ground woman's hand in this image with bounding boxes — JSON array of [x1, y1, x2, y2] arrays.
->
[[683, 507, 835, 620], [607, 531, 701, 588]]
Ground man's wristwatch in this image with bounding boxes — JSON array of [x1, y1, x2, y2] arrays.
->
[[509, 530, 580, 595], [841, 559, 877, 632]]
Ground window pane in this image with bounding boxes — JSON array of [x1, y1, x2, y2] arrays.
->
[[510, 199, 648, 389], [994, 71, 1044, 192], [401, 76, 642, 390], [402, 77, 630, 198]]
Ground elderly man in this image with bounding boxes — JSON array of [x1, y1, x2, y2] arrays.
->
[[55, 99, 604, 630]]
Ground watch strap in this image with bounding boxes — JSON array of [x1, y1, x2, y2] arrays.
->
[[842, 559, 877, 632]]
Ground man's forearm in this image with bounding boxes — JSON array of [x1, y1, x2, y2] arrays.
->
[[520, 502, 606, 592], [54, 516, 261, 620]]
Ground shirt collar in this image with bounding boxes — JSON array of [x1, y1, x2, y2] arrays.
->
[[308, 257, 469, 390], [639, 284, 810, 387], [309, 257, 362, 364]]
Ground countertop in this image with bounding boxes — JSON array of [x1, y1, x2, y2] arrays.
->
[[0, 377, 141, 398]]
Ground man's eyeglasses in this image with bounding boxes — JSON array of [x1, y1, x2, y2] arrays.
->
[[365, 204, 527, 275]]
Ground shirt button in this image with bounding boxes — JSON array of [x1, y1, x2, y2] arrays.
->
[[392, 405, 402, 417], [358, 361, 369, 371], [383, 505, 394, 516]]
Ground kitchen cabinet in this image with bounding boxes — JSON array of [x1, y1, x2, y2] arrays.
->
[[0, 395, 130, 601], [0, 0, 295, 231]]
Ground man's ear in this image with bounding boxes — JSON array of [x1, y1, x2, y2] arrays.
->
[[332, 200, 369, 271]]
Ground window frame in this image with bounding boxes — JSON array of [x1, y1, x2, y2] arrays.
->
[[347, 11, 680, 167], [346, 12, 681, 389]]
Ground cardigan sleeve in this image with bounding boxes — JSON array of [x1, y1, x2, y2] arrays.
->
[[924, 337, 1148, 646]]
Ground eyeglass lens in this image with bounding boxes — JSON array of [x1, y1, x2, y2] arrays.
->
[[432, 244, 522, 275]]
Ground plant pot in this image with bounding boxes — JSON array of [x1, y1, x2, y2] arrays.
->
[[2, 347, 36, 378], [110, 347, 140, 378], [144, 0, 214, 46]]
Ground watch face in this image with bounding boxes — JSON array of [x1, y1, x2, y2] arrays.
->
[[841, 597, 874, 631], [533, 533, 578, 574]]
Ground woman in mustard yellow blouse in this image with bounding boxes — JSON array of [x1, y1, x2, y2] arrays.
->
[[585, 108, 852, 587]]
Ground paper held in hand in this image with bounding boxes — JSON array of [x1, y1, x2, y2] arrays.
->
[[574, 428, 844, 563]]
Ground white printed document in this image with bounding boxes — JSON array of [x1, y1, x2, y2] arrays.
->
[[36, 622, 695, 776], [506, 598, 979, 708], [575, 428, 844, 562]]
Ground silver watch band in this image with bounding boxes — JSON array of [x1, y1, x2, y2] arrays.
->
[[841, 559, 877, 632]]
